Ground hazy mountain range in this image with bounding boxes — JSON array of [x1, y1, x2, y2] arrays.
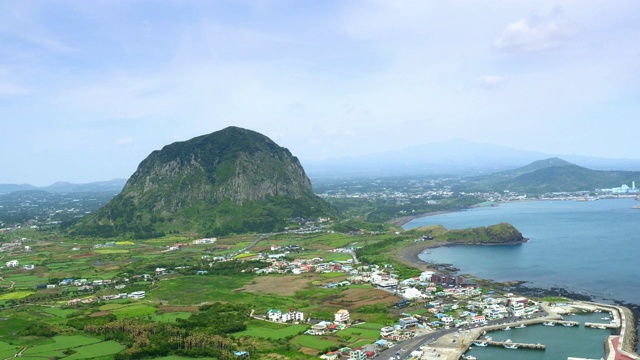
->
[[303, 139, 640, 178], [3, 139, 640, 193], [0, 179, 126, 195]]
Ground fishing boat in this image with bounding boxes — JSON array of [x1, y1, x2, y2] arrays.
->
[[473, 341, 488, 347], [503, 326, 511, 330], [562, 323, 575, 327], [515, 324, 526, 328], [543, 321, 555, 326], [463, 356, 477, 360], [504, 344, 518, 349]]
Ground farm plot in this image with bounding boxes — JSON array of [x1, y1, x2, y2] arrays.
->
[[21, 335, 101, 357], [292, 335, 336, 350], [65, 340, 126, 359], [0, 341, 18, 359], [233, 323, 307, 339], [99, 303, 158, 319]]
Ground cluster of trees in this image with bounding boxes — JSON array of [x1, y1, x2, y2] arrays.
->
[[74, 303, 252, 359], [327, 195, 481, 223], [444, 222, 525, 244]]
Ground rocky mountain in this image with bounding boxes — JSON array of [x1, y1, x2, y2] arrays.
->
[[76, 127, 334, 238]]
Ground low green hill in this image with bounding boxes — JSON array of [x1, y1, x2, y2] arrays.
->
[[457, 158, 640, 193]]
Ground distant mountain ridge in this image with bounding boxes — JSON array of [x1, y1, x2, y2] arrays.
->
[[76, 127, 334, 238], [456, 157, 640, 193], [0, 179, 126, 194], [304, 139, 640, 178]]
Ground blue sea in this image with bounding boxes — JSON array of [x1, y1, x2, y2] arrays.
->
[[403, 198, 640, 359], [404, 198, 640, 304]]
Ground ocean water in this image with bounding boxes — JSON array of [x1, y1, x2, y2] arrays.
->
[[404, 198, 640, 304], [464, 313, 609, 360]]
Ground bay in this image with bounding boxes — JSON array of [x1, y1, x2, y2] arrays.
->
[[403, 198, 640, 304]]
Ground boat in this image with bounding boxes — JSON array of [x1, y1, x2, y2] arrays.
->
[[597, 325, 606, 329], [601, 317, 611, 320], [463, 356, 477, 360], [594, 309, 602, 313], [504, 344, 518, 349], [503, 326, 511, 330], [543, 321, 555, 326], [473, 341, 488, 347], [515, 324, 526, 328], [562, 323, 575, 327]]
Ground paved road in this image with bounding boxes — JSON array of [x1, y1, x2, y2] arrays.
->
[[377, 311, 550, 359]]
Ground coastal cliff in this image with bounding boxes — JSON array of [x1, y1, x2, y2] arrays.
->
[[442, 222, 527, 245]]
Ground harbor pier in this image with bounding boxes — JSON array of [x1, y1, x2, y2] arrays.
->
[[485, 340, 546, 350]]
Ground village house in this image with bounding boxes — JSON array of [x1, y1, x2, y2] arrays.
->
[[380, 326, 396, 338], [192, 237, 216, 245], [268, 308, 304, 322], [348, 347, 367, 360], [5, 260, 18, 267], [401, 287, 423, 300], [334, 309, 350, 324]]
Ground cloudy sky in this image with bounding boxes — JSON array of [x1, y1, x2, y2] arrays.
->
[[1, 1, 639, 185]]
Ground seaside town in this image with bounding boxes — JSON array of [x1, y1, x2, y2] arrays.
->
[[1, 230, 638, 360]]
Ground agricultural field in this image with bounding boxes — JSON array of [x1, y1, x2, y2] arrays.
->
[[292, 335, 336, 350], [0, 224, 420, 359], [0, 290, 34, 300], [21, 335, 125, 359], [0, 341, 19, 358], [233, 321, 307, 339]]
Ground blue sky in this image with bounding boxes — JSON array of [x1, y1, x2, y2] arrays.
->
[[1, 1, 639, 185]]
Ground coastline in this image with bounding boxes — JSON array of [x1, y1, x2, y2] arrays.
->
[[392, 240, 640, 356]]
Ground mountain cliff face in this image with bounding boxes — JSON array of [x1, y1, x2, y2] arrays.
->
[[77, 127, 334, 238]]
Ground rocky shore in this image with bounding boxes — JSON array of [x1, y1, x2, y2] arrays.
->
[[392, 241, 640, 355]]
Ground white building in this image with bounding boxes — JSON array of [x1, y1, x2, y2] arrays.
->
[[334, 309, 350, 324], [192, 237, 216, 245], [281, 309, 304, 322], [268, 308, 304, 322], [380, 326, 396, 338], [268, 309, 282, 321], [5, 260, 18, 267], [402, 287, 423, 300], [129, 291, 146, 300], [419, 271, 435, 282]]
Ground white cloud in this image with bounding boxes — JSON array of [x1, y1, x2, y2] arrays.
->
[[476, 75, 506, 89], [116, 137, 134, 145], [494, 7, 574, 53]]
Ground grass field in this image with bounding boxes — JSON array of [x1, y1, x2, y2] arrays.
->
[[0, 341, 18, 359], [150, 312, 191, 322], [94, 249, 129, 254], [292, 335, 336, 350], [3, 274, 44, 288], [0, 291, 34, 300], [22, 335, 101, 356], [98, 303, 158, 319], [148, 275, 256, 305], [318, 272, 348, 279], [233, 323, 307, 339], [65, 340, 126, 359], [41, 307, 78, 318], [338, 327, 380, 340], [0, 317, 31, 338]]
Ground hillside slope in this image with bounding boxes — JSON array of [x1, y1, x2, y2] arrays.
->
[[76, 127, 334, 238]]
